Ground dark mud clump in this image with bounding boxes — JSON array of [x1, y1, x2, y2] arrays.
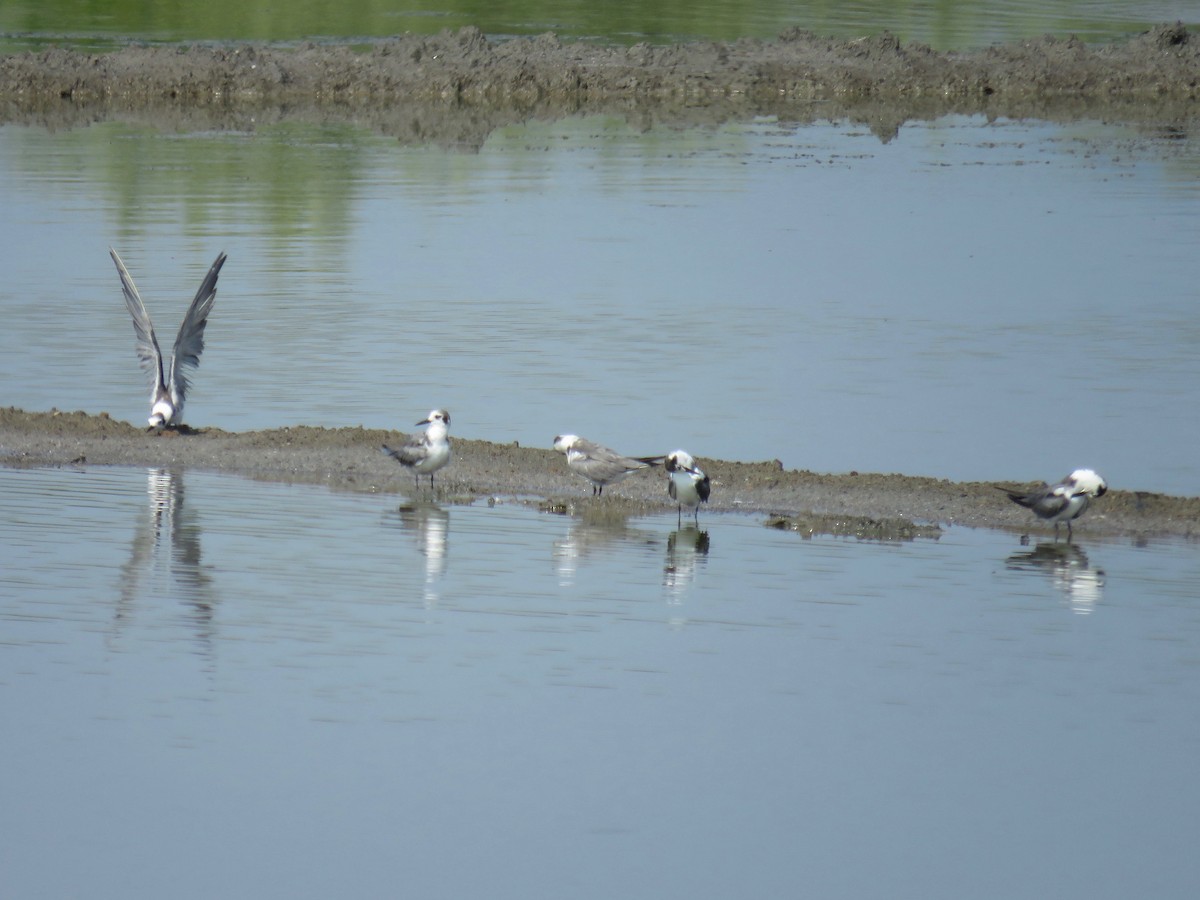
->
[[2, 25, 1199, 143], [3, 407, 1198, 541], [765, 513, 944, 542]]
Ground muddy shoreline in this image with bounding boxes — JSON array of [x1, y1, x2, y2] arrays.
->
[[3, 408, 1197, 540], [2, 25, 1199, 143]]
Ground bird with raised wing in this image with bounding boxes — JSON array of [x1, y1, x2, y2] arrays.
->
[[111, 247, 227, 431]]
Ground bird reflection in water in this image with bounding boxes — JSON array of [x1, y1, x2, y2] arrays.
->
[[116, 468, 216, 651], [664, 526, 711, 605], [1005, 540, 1105, 614], [552, 509, 656, 587], [385, 501, 449, 607]]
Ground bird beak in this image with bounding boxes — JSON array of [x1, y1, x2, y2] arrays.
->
[[415, 418, 431, 426]]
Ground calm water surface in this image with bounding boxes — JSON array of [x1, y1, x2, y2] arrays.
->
[[1, 113, 1198, 493], [2, 465, 1199, 899]]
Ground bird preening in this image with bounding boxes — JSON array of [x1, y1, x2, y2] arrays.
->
[[665, 449, 711, 524], [999, 468, 1107, 540], [112, 247, 227, 432]]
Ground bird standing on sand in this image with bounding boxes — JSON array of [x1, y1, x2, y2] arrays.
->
[[999, 468, 1107, 540], [382, 410, 452, 489], [111, 247, 227, 431], [552, 434, 664, 496], [665, 449, 711, 524]]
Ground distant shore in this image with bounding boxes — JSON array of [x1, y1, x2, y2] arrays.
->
[[2, 25, 1199, 142], [3, 408, 1196, 540]]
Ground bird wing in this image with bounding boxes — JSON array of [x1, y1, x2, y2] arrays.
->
[[569, 440, 646, 479], [633, 455, 667, 466], [696, 473, 712, 503], [1027, 485, 1073, 519], [998, 482, 1049, 510], [382, 433, 430, 467], [577, 438, 661, 469], [168, 252, 227, 402], [110, 248, 166, 396], [569, 437, 619, 460]]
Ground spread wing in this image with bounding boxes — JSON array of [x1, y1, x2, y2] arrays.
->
[[110, 247, 166, 395], [168, 252, 227, 402]]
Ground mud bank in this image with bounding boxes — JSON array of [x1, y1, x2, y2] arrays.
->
[[2, 25, 1199, 142], [3, 408, 1196, 540]]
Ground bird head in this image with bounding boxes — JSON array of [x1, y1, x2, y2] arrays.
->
[[418, 410, 450, 427], [665, 450, 697, 474], [1067, 469, 1107, 498], [553, 434, 580, 454]]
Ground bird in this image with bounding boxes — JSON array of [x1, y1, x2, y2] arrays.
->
[[665, 449, 711, 524], [552, 434, 664, 496], [111, 247, 228, 431], [998, 468, 1107, 540], [382, 410, 452, 489]]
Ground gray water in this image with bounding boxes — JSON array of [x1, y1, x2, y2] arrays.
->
[[2, 114, 1199, 494], [2, 465, 1199, 899]]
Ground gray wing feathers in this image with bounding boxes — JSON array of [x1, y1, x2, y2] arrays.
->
[[170, 252, 227, 401], [382, 434, 429, 467], [1030, 489, 1073, 519], [1001, 483, 1070, 518], [110, 247, 166, 393], [634, 455, 666, 466], [575, 438, 661, 470]]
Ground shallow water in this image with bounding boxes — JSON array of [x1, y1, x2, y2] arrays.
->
[[1, 0, 1198, 51], [2, 465, 1199, 899], [2, 113, 1199, 494]]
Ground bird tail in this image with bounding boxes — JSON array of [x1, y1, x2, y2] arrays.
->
[[635, 455, 667, 467], [995, 484, 1034, 509]]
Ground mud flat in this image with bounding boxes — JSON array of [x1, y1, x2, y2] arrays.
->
[[2, 24, 1199, 142], [3, 408, 1196, 540]]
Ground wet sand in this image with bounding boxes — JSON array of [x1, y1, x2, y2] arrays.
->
[[2, 24, 1199, 142], [3, 408, 1197, 540]]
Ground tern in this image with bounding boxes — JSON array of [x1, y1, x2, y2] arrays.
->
[[111, 247, 227, 431], [552, 434, 664, 496], [382, 410, 452, 489], [999, 468, 1107, 540], [665, 449, 711, 524]]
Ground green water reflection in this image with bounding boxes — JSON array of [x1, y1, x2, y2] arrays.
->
[[5, 121, 362, 248], [3, 114, 769, 247], [1, 0, 1191, 53]]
